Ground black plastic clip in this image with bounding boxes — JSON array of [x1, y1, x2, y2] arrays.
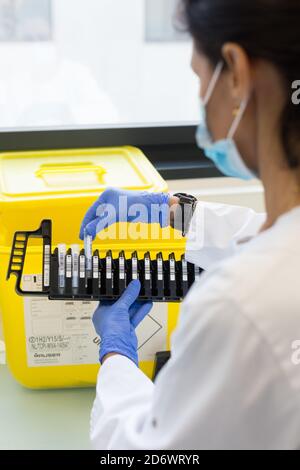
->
[[6, 219, 52, 296]]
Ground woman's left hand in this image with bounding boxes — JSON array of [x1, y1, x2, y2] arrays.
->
[[93, 279, 153, 366]]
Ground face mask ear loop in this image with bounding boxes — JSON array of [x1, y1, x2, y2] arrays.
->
[[203, 61, 224, 106], [227, 97, 249, 140]]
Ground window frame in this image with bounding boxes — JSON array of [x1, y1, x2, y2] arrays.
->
[[0, 123, 221, 180]]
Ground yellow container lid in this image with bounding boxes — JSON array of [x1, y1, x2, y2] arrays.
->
[[0, 146, 170, 247], [0, 146, 168, 200]]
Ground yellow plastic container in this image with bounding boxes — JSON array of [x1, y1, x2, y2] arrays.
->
[[0, 146, 185, 389]]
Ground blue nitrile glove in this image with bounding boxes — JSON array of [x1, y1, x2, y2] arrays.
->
[[93, 279, 153, 366], [80, 187, 170, 240]]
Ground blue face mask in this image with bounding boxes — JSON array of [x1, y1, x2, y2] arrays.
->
[[196, 62, 256, 180]]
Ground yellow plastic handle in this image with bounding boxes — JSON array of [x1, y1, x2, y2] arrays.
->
[[35, 162, 107, 186]]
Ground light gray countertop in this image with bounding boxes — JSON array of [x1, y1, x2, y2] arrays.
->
[[0, 365, 95, 450]]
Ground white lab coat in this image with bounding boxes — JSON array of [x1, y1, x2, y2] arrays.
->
[[90, 202, 300, 450]]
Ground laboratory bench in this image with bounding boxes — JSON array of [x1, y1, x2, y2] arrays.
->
[[0, 365, 95, 450]]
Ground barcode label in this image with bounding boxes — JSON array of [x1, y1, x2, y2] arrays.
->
[[80, 256, 85, 278], [58, 253, 65, 275], [132, 257, 138, 280], [72, 252, 79, 276], [66, 255, 72, 278], [43, 244, 50, 287], [157, 259, 163, 281], [119, 257, 125, 280], [93, 256, 99, 279], [170, 258, 176, 282], [145, 257, 151, 280], [182, 259, 188, 282], [106, 257, 112, 279]]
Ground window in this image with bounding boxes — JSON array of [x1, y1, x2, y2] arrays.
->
[[0, 0, 199, 129], [0, 0, 51, 42]]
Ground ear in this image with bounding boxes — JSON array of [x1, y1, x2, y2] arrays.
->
[[222, 43, 253, 104]]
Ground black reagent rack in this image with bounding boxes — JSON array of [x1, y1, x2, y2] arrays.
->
[[7, 220, 202, 302]]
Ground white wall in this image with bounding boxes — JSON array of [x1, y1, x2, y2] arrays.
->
[[0, 0, 199, 127]]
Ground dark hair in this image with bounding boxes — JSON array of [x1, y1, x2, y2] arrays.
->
[[180, 0, 300, 169]]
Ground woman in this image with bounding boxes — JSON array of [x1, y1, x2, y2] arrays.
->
[[80, 0, 300, 449]]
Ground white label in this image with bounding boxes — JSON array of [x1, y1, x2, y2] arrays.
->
[[72, 252, 79, 288], [170, 258, 176, 282], [119, 257, 125, 280], [72, 252, 79, 275], [23, 275, 168, 367], [136, 304, 168, 362], [58, 245, 66, 289], [145, 257, 151, 281], [66, 255, 72, 278], [182, 259, 188, 282], [106, 256, 112, 279], [58, 246, 66, 276], [93, 256, 99, 279], [157, 258, 163, 281], [43, 245, 50, 287], [79, 256, 85, 279], [132, 257, 138, 280]]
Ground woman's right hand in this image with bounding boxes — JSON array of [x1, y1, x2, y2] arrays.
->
[[79, 187, 175, 240]]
